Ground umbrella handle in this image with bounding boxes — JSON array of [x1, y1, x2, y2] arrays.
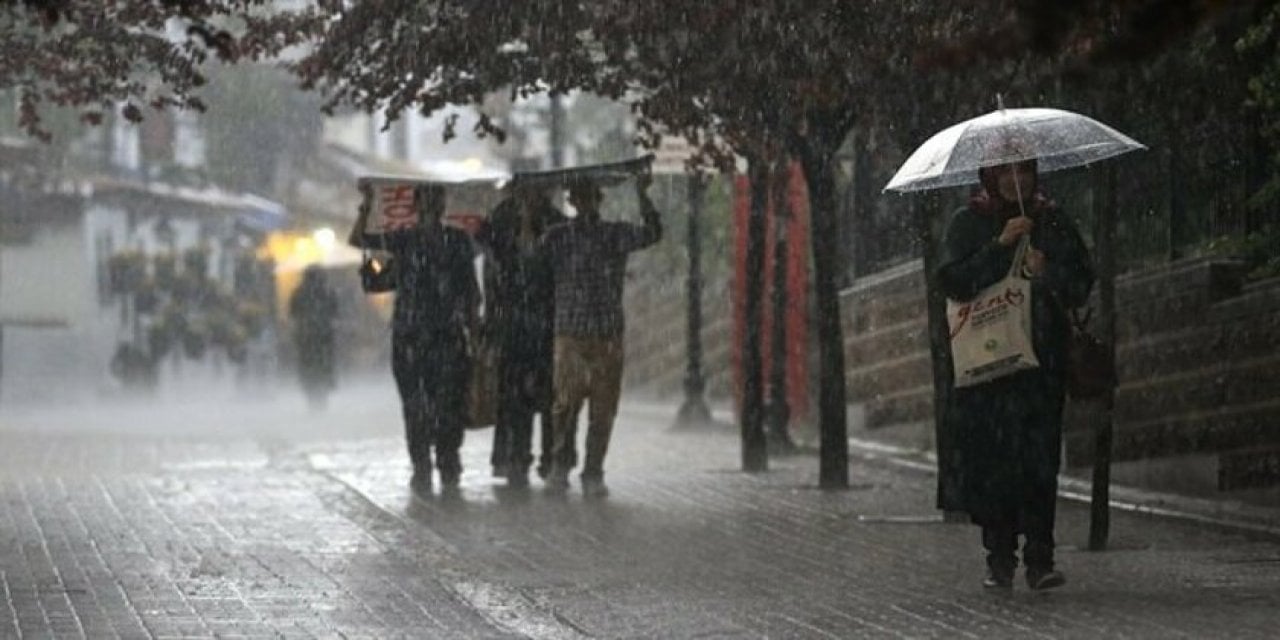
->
[[1012, 163, 1029, 218], [1009, 235, 1033, 279]]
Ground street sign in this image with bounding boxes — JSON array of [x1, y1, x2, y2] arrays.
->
[[653, 137, 694, 175]]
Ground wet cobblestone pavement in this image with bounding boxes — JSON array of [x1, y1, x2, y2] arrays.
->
[[3, 384, 1280, 638]]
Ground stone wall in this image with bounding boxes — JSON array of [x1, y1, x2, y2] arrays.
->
[[838, 256, 1280, 494], [623, 274, 736, 401], [838, 260, 933, 448], [624, 253, 1280, 495]]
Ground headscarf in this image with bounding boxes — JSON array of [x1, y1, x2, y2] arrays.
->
[[969, 159, 1055, 218]]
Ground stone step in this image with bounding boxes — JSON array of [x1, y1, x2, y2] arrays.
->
[[847, 353, 933, 403], [844, 318, 929, 370], [863, 385, 934, 430], [1067, 398, 1280, 466]]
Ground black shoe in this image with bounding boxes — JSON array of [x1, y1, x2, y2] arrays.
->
[[439, 469, 461, 488], [982, 569, 1013, 590], [507, 468, 530, 489], [545, 469, 570, 493], [409, 471, 432, 496], [581, 474, 609, 499], [1026, 568, 1066, 591]]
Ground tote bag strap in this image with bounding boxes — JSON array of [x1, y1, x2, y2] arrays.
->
[[1008, 234, 1032, 280]]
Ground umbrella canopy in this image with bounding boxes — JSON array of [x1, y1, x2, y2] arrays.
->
[[347, 176, 506, 249], [884, 107, 1145, 193], [509, 154, 654, 189]]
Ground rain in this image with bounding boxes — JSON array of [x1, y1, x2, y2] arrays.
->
[[1, 2, 1280, 638]]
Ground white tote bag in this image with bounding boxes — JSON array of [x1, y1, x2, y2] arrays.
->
[[947, 238, 1040, 387]]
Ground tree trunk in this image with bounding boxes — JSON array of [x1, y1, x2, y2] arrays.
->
[[795, 118, 849, 489], [916, 196, 962, 513], [767, 157, 796, 453], [742, 155, 769, 473], [1089, 164, 1119, 551]]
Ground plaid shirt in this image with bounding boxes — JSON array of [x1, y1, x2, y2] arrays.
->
[[540, 200, 662, 338]]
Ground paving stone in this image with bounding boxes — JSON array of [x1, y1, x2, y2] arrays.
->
[[2, 388, 1280, 638]]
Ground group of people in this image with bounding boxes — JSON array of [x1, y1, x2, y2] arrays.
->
[[345, 155, 1090, 590], [356, 173, 662, 499]]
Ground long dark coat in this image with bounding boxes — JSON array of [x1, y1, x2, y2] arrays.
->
[[478, 197, 565, 371], [289, 269, 338, 393], [936, 196, 1094, 528]]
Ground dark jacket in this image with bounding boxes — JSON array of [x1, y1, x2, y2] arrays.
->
[[935, 197, 1094, 527], [937, 201, 1094, 375], [288, 269, 339, 389], [477, 198, 566, 354], [361, 226, 478, 339], [289, 271, 338, 341]]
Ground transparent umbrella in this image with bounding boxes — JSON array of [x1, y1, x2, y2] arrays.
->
[[884, 106, 1146, 194]]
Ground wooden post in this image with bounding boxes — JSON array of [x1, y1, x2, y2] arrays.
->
[[742, 155, 769, 473], [917, 194, 963, 514], [767, 158, 796, 453], [674, 173, 713, 429], [1089, 164, 1119, 551]]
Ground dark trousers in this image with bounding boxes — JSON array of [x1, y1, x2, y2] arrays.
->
[[490, 358, 549, 473], [959, 373, 1064, 574], [391, 330, 469, 475], [978, 407, 1061, 574], [982, 514, 1055, 574], [490, 406, 557, 474], [491, 330, 567, 475], [977, 455, 1060, 573]]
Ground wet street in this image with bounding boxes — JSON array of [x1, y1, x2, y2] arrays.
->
[[2, 382, 1280, 639]]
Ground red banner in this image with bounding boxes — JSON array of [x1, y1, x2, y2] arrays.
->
[[731, 163, 811, 426]]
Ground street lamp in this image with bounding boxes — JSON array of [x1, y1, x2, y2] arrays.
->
[[673, 173, 714, 429]]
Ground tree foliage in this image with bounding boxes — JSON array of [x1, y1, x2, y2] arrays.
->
[[201, 63, 323, 195], [0, 0, 320, 140]]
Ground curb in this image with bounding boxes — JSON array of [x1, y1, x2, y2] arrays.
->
[[620, 402, 1280, 540], [847, 437, 1280, 541]]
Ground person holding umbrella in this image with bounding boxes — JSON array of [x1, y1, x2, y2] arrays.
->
[[355, 183, 480, 495], [886, 104, 1144, 590], [477, 181, 568, 488], [541, 171, 663, 498], [938, 156, 1093, 591]]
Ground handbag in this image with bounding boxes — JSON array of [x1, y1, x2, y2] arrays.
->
[[358, 250, 395, 294], [946, 237, 1041, 388], [1063, 306, 1117, 400], [465, 333, 498, 428]]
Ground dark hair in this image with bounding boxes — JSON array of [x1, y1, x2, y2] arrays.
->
[[566, 177, 599, 198], [971, 159, 1054, 215], [977, 159, 1038, 196], [414, 184, 447, 220], [414, 184, 446, 204]]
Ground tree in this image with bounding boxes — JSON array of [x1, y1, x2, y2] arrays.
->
[[293, 0, 855, 481], [290, 0, 1030, 487], [920, 1, 1269, 70], [201, 64, 323, 196], [0, 0, 320, 140]]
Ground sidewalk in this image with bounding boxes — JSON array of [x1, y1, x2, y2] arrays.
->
[[629, 398, 1280, 538], [310, 404, 1280, 639], [2, 390, 1279, 638]]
